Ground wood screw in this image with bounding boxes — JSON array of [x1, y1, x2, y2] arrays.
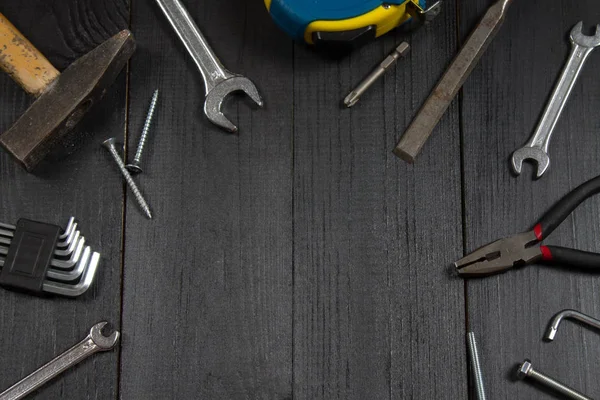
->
[[127, 89, 159, 174], [103, 138, 153, 219]]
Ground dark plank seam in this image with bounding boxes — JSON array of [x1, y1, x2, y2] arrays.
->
[[455, 0, 471, 398], [291, 40, 296, 400], [116, 0, 133, 398]]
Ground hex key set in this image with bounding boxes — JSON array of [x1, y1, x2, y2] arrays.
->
[[0, 217, 100, 297]]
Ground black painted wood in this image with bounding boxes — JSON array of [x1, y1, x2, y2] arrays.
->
[[0, 0, 128, 399], [3, 0, 600, 398], [120, 0, 294, 398], [461, 0, 600, 398], [291, 2, 465, 398]]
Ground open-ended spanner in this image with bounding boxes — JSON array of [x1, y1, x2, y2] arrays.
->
[[512, 22, 600, 179], [155, 0, 263, 133], [0, 322, 119, 400]]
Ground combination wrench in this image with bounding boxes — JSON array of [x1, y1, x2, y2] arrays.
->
[[512, 22, 600, 178], [0, 322, 119, 400], [155, 0, 263, 133]]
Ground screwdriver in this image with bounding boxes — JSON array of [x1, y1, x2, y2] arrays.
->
[[394, 0, 514, 163], [344, 42, 411, 108]]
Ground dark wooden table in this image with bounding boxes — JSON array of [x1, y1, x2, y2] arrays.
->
[[0, 0, 599, 398]]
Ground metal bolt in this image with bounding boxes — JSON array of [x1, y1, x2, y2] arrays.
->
[[127, 89, 159, 174], [467, 332, 487, 400], [516, 359, 592, 400], [103, 138, 153, 219]]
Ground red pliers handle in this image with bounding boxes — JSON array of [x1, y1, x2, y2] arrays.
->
[[456, 175, 600, 277], [536, 176, 600, 268]]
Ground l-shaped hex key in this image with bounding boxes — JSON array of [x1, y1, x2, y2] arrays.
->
[[546, 309, 600, 341]]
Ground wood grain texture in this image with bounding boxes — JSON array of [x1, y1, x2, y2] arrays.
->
[[460, 0, 600, 398], [120, 0, 294, 399], [291, 2, 465, 398], [0, 0, 128, 399], [5, 0, 600, 398]]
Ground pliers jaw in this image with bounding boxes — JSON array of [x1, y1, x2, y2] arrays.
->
[[455, 231, 542, 277]]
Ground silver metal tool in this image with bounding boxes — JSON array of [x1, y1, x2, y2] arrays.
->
[[512, 22, 600, 178], [0, 246, 91, 283], [0, 217, 100, 297], [43, 251, 100, 297], [0, 218, 77, 242], [0, 219, 76, 243], [0, 228, 78, 250], [155, 0, 263, 133], [0, 322, 119, 400], [344, 42, 410, 108], [0, 226, 84, 266], [0, 236, 85, 270], [103, 138, 153, 219], [516, 360, 592, 400], [546, 309, 600, 341], [467, 332, 487, 400], [394, 0, 513, 163], [0, 246, 100, 296], [58, 217, 75, 240], [127, 89, 159, 174]]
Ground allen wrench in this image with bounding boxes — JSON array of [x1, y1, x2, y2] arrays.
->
[[516, 309, 600, 399], [0, 236, 85, 270], [0, 246, 91, 283], [0, 225, 78, 249], [546, 309, 600, 341], [0, 231, 83, 260], [0, 217, 75, 240]]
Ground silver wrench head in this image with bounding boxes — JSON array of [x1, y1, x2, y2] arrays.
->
[[570, 22, 600, 48], [511, 147, 550, 179], [204, 76, 263, 133], [90, 322, 120, 350]]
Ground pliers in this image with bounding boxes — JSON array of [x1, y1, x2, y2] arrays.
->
[[455, 175, 600, 277]]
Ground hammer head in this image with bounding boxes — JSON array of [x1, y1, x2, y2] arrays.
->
[[0, 30, 135, 172]]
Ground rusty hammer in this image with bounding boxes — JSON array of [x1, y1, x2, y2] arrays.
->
[[0, 13, 135, 172]]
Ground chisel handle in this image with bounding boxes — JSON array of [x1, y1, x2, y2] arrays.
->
[[0, 13, 59, 97]]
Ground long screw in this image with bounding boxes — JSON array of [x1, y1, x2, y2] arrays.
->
[[467, 332, 487, 400], [103, 138, 153, 219], [127, 89, 159, 174], [516, 359, 591, 400]]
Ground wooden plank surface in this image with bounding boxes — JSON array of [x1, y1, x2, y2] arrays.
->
[[461, 0, 600, 398], [2, 0, 600, 398], [119, 0, 294, 398], [0, 0, 128, 398], [291, 2, 465, 398]]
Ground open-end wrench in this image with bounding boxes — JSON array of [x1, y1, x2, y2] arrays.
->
[[0, 322, 119, 400], [512, 22, 600, 178], [155, 0, 263, 133]]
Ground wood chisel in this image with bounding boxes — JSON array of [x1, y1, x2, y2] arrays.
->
[[393, 0, 513, 163], [264, 0, 440, 51]]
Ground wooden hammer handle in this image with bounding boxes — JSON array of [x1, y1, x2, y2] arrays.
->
[[0, 13, 59, 97]]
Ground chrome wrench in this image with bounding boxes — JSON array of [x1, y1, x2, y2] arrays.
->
[[155, 0, 263, 133], [512, 22, 600, 178], [0, 322, 119, 400]]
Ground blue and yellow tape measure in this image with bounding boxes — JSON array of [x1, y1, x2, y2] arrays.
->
[[264, 0, 439, 48]]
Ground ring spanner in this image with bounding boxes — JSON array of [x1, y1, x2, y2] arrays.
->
[[0, 322, 119, 400], [512, 22, 600, 178], [155, 0, 263, 133]]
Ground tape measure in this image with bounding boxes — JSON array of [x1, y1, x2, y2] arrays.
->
[[264, 0, 440, 49]]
